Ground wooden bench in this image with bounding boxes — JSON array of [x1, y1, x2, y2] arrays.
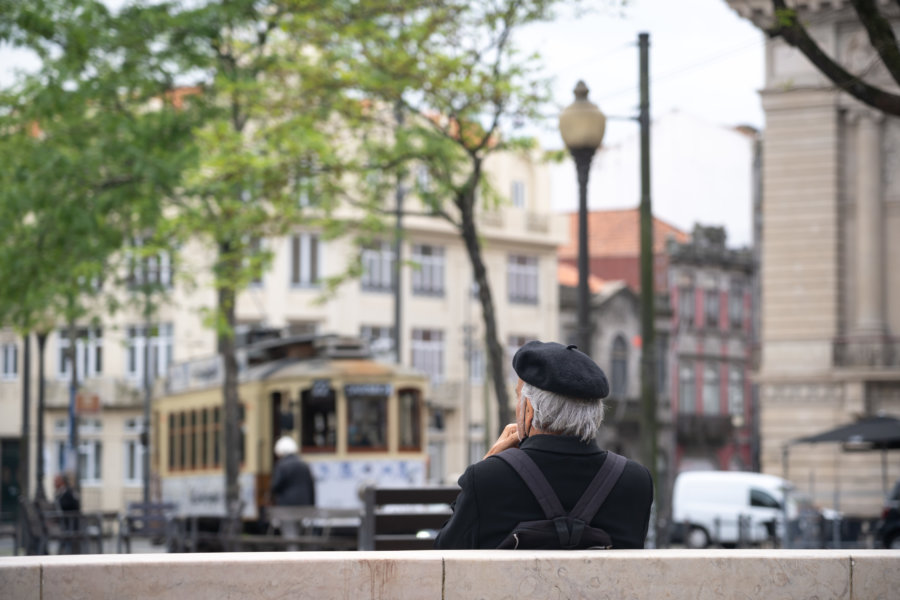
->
[[19, 497, 103, 555], [358, 485, 460, 550], [117, 502, 179, 553]]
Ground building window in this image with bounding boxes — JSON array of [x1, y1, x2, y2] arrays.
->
[[508, 255, 538, 304], [468, 346, 484, 384], [290, 233, 321, 288], [679, 287, 694, 328], [1, 342, 17, 380], [398, 389, 422, 450], [507, 335, 531, 382], [78, 440, 103, 484], [611, 336, 628, 398], [127, 324, 174, 384], [58, 328, 103, 380], [246, 236, 264, 286], [704, 289, 720, 329], [728, 364, 744, 417], [702, 362, 720, 415], [656, 333, 669, 395], [360, 325, 395, 357], [361, 241, 394, 293], [729, 282, 744, 330], [124, 439, 144, 485], [678, 364, 695, 414], [127, 240, 172, 290], [511, 180, 526, 208], [411, 328, 444, 383], [411, 244, 445, 296], [416, 164, 432, 194], [301, 382, 337, 452]]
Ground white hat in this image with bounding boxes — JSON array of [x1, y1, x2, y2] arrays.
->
[[274, 435, 298, 457]]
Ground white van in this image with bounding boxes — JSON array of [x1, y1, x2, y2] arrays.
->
[[672, 471, 796, 548]]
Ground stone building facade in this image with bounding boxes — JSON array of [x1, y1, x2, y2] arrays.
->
[[727, 0, 900, 516]]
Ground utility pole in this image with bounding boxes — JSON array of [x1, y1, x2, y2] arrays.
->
[[142, 303, 153, 505], [393, 102, 405, 365], [637, 31, 659, 538], [35, 331, 47, 500], [19, 333, 31, 501]]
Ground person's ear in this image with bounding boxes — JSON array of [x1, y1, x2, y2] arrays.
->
[[524, 398, 534, 432]]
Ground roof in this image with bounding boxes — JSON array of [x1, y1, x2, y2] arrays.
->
[[557, 208, 689, 259], [557, 262, 605, 293]]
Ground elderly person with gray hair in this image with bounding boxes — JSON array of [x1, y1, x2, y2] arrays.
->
[[434, 341, 653, 549]]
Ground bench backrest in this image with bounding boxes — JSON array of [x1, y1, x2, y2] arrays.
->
[[124, 502, 178, 536], [358, 486, 460, 551]]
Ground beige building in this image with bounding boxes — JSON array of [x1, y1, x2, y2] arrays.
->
[[727, 0, 900, 516], [0, 148, 564, 514]]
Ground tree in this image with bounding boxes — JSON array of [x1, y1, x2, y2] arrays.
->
[[0, 0, 197, 491], [766, 0, 900, 116], [344, 0, 567, 431]]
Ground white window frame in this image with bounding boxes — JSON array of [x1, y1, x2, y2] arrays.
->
[[361, 241, 394, 292], [679, 364, 695, 414], [290, 233, 322, 288], [468, 346, 484, 385], [78, 439, 103, 485], [123, 438, 145, 486], [729, 282, 745, 330], [506, 335, 531, 382], [127, 324, 174, 384], [411, 328, 444, 384], [511, 179, 526, 208], [57, 328, 103, 380], [411, 244, 445, 296], [507, 255, 539, 304], [702, 362, 720, 415], [728, 364, 744, 417], [127, 239, 172, 290], [1, 342, 17, 380], [360, 325, 395, 356]]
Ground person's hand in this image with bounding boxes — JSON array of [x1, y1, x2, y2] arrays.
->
[[483, 423, 520, 458]]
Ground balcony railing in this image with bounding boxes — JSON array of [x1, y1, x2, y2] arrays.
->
[[833, 338, 900, 368]]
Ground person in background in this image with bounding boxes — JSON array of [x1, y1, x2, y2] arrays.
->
[[54, 472, 81, 553], [270, 435, 316, 549], [434, 340, 654, 549]]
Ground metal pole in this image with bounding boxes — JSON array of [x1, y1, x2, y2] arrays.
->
[[20, 333, 31, 501], [637, 31, 659, 533], [67, 321, 80, 496], [393, 102, 405, 365], [35, 331, 47, 501], [143, 309, 152, 505], [572, 147, 596, 357]]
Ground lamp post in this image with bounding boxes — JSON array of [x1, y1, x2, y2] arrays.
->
[[559, 81, 606, 356]]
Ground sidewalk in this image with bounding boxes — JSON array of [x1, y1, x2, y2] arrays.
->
[[0, 535, 170, 557]]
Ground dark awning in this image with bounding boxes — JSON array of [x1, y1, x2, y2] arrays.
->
[[792, 415, 900, 449]]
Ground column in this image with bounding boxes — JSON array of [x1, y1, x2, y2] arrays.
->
[[853, 107, 885, 335]]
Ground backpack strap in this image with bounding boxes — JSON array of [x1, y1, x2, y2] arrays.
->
[[569, 452, 627, 522], [495, 448, 565, 519]]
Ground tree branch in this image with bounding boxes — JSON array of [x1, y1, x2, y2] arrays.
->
[[849, 0, 900, 87], [769, 0, 900, 116]]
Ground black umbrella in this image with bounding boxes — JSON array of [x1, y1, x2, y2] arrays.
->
[[790, 415, 900, 496]]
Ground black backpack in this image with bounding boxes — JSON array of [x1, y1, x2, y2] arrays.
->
[[494, 448, 626, 550]]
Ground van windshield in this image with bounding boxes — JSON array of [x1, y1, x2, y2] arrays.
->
[[749, 488, 781, 509]]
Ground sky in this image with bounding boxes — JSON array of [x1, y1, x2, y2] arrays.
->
[[520, 0, 765, 149]]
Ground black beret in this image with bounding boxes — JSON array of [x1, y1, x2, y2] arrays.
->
[[512, 341, 609, 401]]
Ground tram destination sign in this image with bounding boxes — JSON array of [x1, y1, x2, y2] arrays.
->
[[344, 383, 392, 397]]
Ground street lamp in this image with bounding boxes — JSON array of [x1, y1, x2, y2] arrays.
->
[[559, 81, 606, 356]]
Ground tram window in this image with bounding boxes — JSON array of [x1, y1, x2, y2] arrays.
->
[[398, 389, 422, 450], [201, 409, 209, 468], [213, 407, 222, 467], [301, 387, 336, 452], [190, 411, 198, 470], [347, 395, 387, 451], [168, 413, 176, 470], [179, 412, 187, 470]]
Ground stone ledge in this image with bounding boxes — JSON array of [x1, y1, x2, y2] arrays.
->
[[0, 550, 897, 600]]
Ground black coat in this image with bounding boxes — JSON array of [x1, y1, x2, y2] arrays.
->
[[434, 434, 653, 549], [271, 454, 316, 506]]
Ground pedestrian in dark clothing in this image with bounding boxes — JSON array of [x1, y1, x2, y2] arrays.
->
[[434, 341, 654, 549], [271, 436, 316, 506], [54, 472, 81, 553]]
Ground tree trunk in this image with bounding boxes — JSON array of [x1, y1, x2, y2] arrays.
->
[[456, 185, 511, 433], [219, 241, 242, 511], [19, 333, 30, 501]]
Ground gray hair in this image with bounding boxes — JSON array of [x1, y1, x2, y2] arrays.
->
[[521, 383, 604, 442]]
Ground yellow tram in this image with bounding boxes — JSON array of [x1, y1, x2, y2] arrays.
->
[[153, 335, 429, 518]]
